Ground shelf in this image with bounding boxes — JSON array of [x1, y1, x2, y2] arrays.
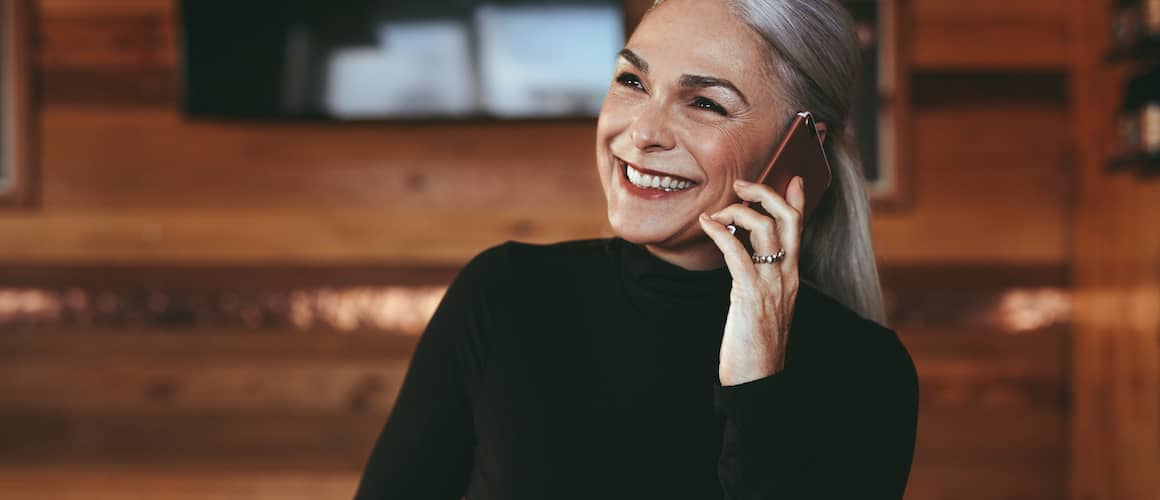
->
[[1106, 151, 1160, 176], [1106, 34, 1160, 62]]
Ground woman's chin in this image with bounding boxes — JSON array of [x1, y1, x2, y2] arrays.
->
[[608, 215, 689, 247]]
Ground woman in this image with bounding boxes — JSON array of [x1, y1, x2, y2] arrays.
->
[[355, 0, 918, 498]]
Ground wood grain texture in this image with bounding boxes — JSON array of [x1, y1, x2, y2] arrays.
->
[[0, 359, 410, 414], [3, 0, 1073, 266], [1067, 0, 1160, 498], [0, 330, 420, 360], [0, 412, 382, 469], [874, 102, 1072, 264], [0, 333, 417, 416], [6, 99, 1072, 264], [912, 0, 1069, 70], [38, 108, 605, 211], [0, 207, 610, 264], [0, 467, 360, 500], [0, 325, 1069, 499], [1, 1, 1086, 499], [37, 0, 176, 69]]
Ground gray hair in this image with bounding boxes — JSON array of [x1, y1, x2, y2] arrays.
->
[[653, 0, 887, 324]]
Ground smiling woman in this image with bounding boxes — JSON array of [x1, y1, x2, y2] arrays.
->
[[355, 1, 917, 498]]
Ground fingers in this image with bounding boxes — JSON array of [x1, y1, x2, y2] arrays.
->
[[698, 213, 756, 283], [708, 204, 782, 257], [732, 177, 805, 266]]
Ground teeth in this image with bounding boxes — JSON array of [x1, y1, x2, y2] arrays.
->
[[624, 163, 695, 192]]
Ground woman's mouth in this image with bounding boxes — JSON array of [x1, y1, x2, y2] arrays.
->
[[619, 160, 698, 193]]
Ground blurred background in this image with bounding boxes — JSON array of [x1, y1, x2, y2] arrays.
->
[[0, 0, 1156, 499]]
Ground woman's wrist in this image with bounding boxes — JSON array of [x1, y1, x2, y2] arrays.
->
[[720, 349, 785, 386]]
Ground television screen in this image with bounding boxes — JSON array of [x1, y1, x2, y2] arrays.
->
[[180, 0, 625, 120]]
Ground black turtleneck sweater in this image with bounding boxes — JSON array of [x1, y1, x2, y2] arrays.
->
[[354, 238, 918, 500]]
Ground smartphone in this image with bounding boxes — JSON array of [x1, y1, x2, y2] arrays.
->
[[729, 111, 833, 251]]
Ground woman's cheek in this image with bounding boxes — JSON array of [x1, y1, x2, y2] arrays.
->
[[682, 124, 754, 181], [717, 127, 770, 181]]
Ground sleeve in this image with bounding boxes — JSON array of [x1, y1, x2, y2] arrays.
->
[[713, 329, 919, 500], [353, 244, 509, 500]]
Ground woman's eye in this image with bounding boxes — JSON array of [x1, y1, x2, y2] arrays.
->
[[693, 97, 728, 116], [616, 73, 645, 91]]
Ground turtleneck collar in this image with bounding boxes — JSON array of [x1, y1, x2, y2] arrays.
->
[[610, 237, 733, 306]]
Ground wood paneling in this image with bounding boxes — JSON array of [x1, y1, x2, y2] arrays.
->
[[0, 264, 463, 288], [0, 331, 412, 474], [912, 0, 1070, 70], [0, 325, 1068, 500], [0, 362, 404, 414], [8, 89, 1072, 265], [0, 358, 410, 414], [0, 330, 416, 359], [0, 1, 1085, 500], [37, 0, 176, 69], [0, 412, 382, 469], [905, 327, 1067, 499], [0, 0, 1073, 266], [38, 108, 603, 211], [0, 467, 360, 500], [874, 101, 1073, 264], [1067, 0, 1160, 498], [0, 94, 1073, 264], [0, 207, 608, 264]]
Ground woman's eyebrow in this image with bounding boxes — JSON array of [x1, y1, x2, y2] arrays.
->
[[679, 75, 749, 105], [617, 48, 749, 105], [617, 48, 648, 73]]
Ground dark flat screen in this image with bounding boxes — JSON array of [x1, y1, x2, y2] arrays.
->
[[180, 0, 625, 120]]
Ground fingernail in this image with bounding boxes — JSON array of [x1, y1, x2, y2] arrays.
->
[[699, 213, 709, 221], [734, 179, 750, 187], [797, 177, 805, 190]]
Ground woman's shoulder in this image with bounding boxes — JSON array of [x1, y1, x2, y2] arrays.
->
[[795, 282, 916, 386]]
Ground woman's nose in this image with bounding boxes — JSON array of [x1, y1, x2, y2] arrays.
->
[[629, 102, 676, 152]]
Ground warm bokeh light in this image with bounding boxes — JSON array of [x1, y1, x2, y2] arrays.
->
[[0, 286, 447, 334], [997, 288, 1073, 333]]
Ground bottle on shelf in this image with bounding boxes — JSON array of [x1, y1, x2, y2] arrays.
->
[[1114, 69, 1145, 166], [1139, 63, 1160, 174], [1147, 0, 1160, 37], [1110, 0, 1160, 58], [1112, 0, 1143, 48]]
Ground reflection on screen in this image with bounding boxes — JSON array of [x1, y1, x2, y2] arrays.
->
[[181, 0, 625, 121]]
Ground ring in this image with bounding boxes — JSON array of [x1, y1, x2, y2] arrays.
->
[[751, 248, 786, 264]]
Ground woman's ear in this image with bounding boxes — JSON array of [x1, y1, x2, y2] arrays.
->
[[815, 121, 828, 144]]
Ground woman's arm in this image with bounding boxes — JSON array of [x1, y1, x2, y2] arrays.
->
[[353, 247, 507, 499], [698, 175, 917, 498], [713, 331, 919, 500]]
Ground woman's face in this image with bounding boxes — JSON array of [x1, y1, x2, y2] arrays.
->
[[595, 0, 786, 267]]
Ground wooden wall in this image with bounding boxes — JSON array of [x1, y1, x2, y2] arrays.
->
[[0, 1, 1080, 499], [0, 0, 1075, 266], [1068, 0, 1160, 498]]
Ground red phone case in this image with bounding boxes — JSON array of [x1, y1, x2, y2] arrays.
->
[[731, 111, 833, 251]]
